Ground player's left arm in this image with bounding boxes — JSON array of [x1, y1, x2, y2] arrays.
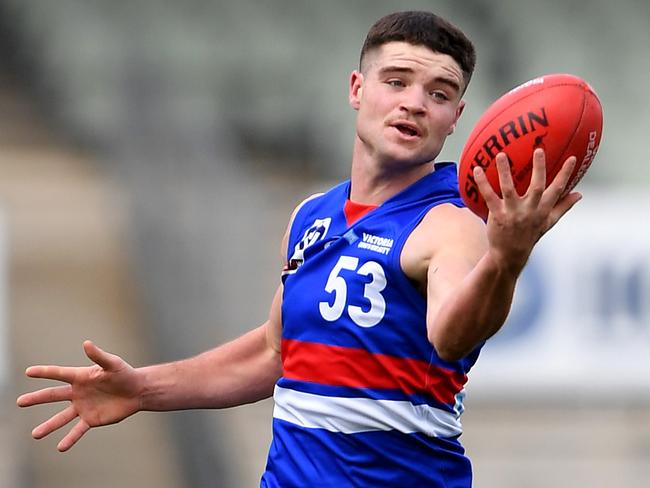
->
[[410, 150, 581, 361], [422, 208, 515, 362], [403, 203, 496, 362]]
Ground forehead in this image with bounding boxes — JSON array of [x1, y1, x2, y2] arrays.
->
[[364, 41, 463, 83]]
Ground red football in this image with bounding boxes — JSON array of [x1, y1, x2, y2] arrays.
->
[[458, 73, 603, 220]]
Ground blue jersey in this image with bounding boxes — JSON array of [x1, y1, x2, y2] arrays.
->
[[261, 163, 482, 487]]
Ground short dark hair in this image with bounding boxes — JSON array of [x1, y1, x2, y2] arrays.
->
[[360, 11, 476, 90]]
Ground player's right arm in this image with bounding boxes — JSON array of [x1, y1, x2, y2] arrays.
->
[[137, 286, 284, 412], [16, 195, 318, 452], [16, 289, 283, 452]]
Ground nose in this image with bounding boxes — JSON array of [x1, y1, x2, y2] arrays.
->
[[399, 87, 427, 116]]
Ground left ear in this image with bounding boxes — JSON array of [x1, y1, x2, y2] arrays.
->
[[447, 100, 466, 135]]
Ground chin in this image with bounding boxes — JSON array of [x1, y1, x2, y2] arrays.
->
[[384, 145, 439, 166], [382, 138, 438, 160], [380, 153, 435, 170]]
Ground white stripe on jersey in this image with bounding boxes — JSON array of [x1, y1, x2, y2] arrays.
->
[[273, 386, 463, 438]]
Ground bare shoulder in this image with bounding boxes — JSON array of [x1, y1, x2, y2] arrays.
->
[[401, 203, 487, 292]]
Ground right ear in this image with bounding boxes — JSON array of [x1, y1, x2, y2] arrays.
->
[[349, 70, 363, 110]]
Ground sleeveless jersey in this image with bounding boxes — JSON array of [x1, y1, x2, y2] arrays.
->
[[261, 163, 482, 487]]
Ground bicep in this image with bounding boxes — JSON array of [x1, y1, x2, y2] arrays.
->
[[426, 249, 480, 322], [425, 208, 488, 322]]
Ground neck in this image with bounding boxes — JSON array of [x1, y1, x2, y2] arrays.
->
[[349, 138, 434, 205]]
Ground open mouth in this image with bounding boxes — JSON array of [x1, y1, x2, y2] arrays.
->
[[393, 123, 421, 138]]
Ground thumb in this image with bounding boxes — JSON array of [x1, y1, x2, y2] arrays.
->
[[83, 340, 124, 372]]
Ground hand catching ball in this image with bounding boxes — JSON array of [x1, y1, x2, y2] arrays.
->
[[459, 73, 603, 220]]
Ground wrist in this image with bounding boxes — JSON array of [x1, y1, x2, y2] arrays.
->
[[137, 365, 163, 412], [484, 248, 527, 278]]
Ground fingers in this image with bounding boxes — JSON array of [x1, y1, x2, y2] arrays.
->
[[24, 342, 119, 386], [540, 156, 577, 209], [32, 405, 77, 440], [526, 148, 547, 202], [495, 153, 517, 199], [58, 419, 90, 452], [474, 153, 520, 215], [547, 191, 583, 229], [30, 406, 91, 452], [25, 365, 78, 383], [17, 385, 73, 407], [477, 152, 578, 212], [473, 166, 499, 212], [83, 341, 123, 372]]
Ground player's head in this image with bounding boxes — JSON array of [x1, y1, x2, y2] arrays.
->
[[348, 12, 475, 171], [359, 11, 475, 93]]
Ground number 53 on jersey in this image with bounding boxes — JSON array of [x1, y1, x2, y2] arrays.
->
[[318, 256, 387, 328]]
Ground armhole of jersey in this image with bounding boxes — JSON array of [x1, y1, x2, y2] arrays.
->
[[441, 167, 466, 209], [284, 192, 324, 261]]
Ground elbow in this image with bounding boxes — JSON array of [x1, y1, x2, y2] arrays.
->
[[436, 345, 467, 363], [427, 330, 470, 362]]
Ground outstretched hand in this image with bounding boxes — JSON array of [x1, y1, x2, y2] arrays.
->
[[473, 149, 582, 274], [17, 341, 143, 452]]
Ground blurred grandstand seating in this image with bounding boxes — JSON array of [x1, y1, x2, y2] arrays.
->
[[0, 72, 185, 486]]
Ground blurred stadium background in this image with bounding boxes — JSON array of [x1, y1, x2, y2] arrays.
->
[[2, 1, 649, 487]]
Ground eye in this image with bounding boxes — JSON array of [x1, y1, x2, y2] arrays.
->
[[386, 79, 405, 88], [430, 90, 450, 101]]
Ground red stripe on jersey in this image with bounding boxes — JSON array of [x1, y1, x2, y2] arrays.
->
[[282, 339, 466, 406]]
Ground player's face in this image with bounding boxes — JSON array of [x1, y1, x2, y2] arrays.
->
[[349, 42, 466, 169]]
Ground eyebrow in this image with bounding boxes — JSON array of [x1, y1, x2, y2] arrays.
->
[[378, 65, 462, 94]]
